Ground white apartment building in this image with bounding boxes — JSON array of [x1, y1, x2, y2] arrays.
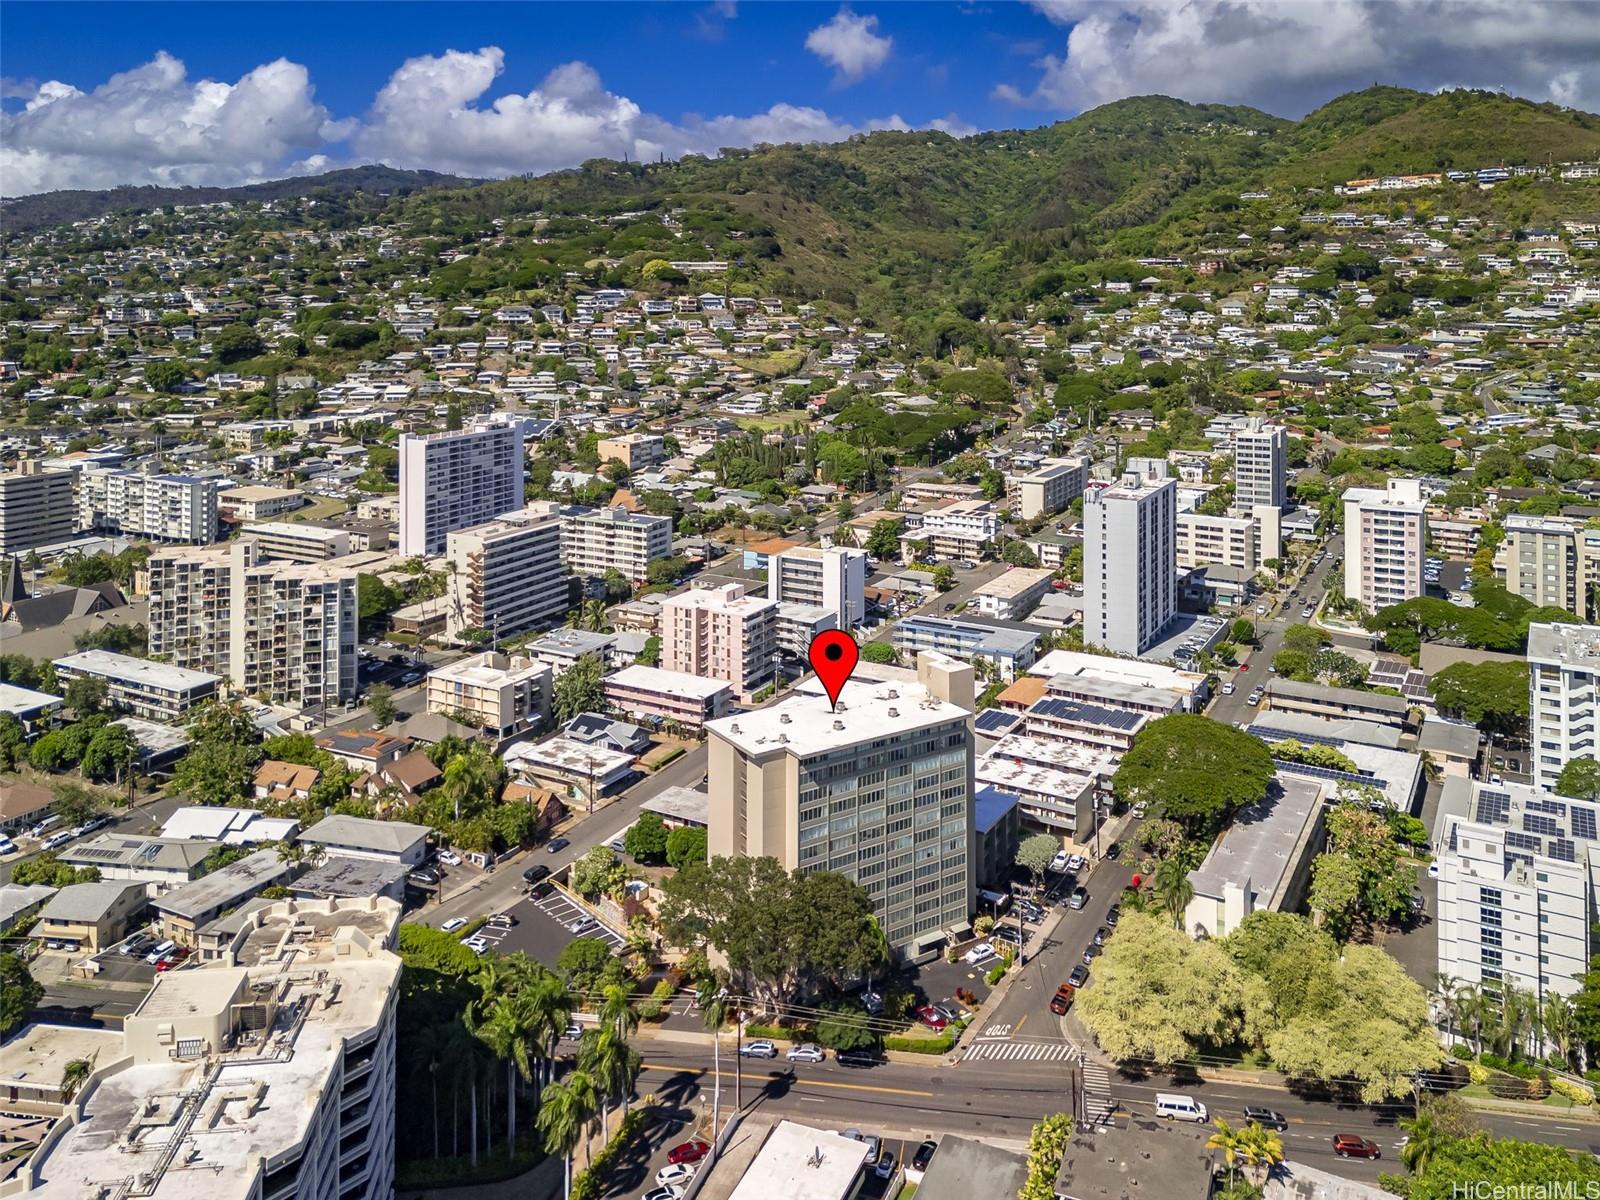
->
[[78, 467, 217, 543], [706, 655, 976, 959], [972, 567, 1054, 621], [1007, 457, 1087, 521], [53, 650, 221, 722], [1233, 418, 1287, 511], [529, 503, 673, 582], [240, 521, 351, 562], [425, 651, 551, 738], [1529, 622, 1600, 792], [1176, 510, 1259, 573], [20, 897, 402, 1200], [444, 508, 570, 641], [398, 422, 526, 556], [1501, 515, 1600, 622], [148, 540, 358, 708], [1344, 478, 1426, 610], [909, 499, 1001, 560], [0, 460, 76, 554], [1433, 777, 1595, 1002], [662, 582, 778, 699], [1083, 460, 1176, 657], [767, 545, 867, 628]]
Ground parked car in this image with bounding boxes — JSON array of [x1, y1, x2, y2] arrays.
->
[[962, 942, 997, 965], [546, 837, 570, 854], [655, 1163, 696, 1188], [1092, 926, 1108, 946], [643, 1187, 685, 1200], [1069, 886, 1088, 910], [1081, 944, 1100, 965], [911, 1140, 937, 1172], [1104, 904, 1120, 928], [740, 1040, 778, 1059], [562, 1022, 583, 1040], [463, 936, 489, 954], [875, 1151, 898, 1180], [1222, 682, 1235, 695], [1049, 850, 1071, 873], [913, 1005, 948, 1030], [438, 849, 462, 866], [837, 1048, 884, 1068], [860, 989, 884, 1015], [667, 1139, 711, 1165], [1049, 983, 1076, 1015], [522, 864, 551, 886], [930, 1002, 963, 1024], [1243, 1107, 1288, 1132], [1104, 842, 1122, 861], [786, 1043, 825, 1063], [1332, 1135, 1381, 1160], [41, 831, 73, 851], [1068, 964, 1090, 988], [487, 913, 516, 928], [441, 917, 467, 933], [1066, 853, 1086, 872]]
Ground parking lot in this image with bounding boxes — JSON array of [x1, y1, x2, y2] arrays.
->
[[469, 888, 628, 971]]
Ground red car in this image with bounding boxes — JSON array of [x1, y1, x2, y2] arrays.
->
[[1332, 1135, 1380, 1160], [667, 1139, 710, 1166], [1238, 663, 1250, 671], [914, 1005, 948, 1030]]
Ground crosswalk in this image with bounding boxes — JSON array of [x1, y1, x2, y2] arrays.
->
[[963, 1039, 1079, 1063], [1081, 1061, 1115, 1127]]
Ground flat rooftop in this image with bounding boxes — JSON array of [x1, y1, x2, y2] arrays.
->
[[1187, 774, 1326, 909], [0, 1023, 124, 1095], [427, 653, 548, 687], [54, 649, 220, 691], [1030, 648, 1205, 693], [974, 568, 1054, 600], [708, 675, 968, 759], [239, 520, 345, 540], [1528, 621, 1600, 668], [607, 664, 733, 699], [727, 1120, 870, 1200]]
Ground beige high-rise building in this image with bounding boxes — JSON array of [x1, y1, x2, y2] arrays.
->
[[662, 582, 778, 699], [398, 421, 526, 556], [1006, 457, 1087, 521], [705, 654, 976, 959], [1500, 514, 1600, 621], [523, 502, 673, 582], [148, 539, 358, 707], [445, 508, 570, 641], [1344, 478, 1427, 611]]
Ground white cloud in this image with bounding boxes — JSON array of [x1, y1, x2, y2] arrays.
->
[[1, 45, 965, 196], [0, 52, 338, 195], [1001, 0, 1600, 116], [354, 47, 936, 177], [805, 8, 894, 84]]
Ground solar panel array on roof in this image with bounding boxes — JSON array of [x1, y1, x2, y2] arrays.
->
[[1573, 806, 1598, 840], [974, 709, 1021, 734], [1029, 697, 1143, 732], [1550, 839, 1578, 863], [1527, 797, 1568, 816], [1249, 723, 1348, 749], [1475, 790, 1512, 825], [1524, 813, 1562, 837], [1505, 831, 1543, 854]]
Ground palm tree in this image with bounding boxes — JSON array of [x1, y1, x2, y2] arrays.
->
[[1431, 972, 1462, 1046], [409, 1023, 447, 1159], [1398, 1106, 1448, 1175], [1154, 858, 1194, 929], [1238, 1121, 1284, 1186], [1543, 994, 1578, 1070], [58, 1057, 95, 1104], [577, 1026, 640, 1137], [469, 992, 534, 1156], [598, 982, 640, 1043], [1205, 1118, 1245, 1184], [1455, 984, 1487, 1056], [581, 598, 609, 632], [536, 1075, 591, 1200], [698, 979, 731, 1135]]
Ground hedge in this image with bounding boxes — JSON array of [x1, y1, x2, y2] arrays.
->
[[746, 1022, 812, 1043], [571, 1110, 646, 1200], [886, 1032, 955, 1055]]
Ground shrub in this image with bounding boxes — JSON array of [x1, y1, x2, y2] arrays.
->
[[885, 1033, 954, 1054], [1450, 1043, 1474, 1060], [1466, 1063, 1490, 1085], [1551, 1077, 1595, 1106], [745, 1022, 810, 1043], [974, 915, 995, 935], [984, 961, 1008, 986]]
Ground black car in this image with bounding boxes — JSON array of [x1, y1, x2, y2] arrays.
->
[[836, 1048, 884, 1069], [911, 1140, 937, 1172], [1092, 926, 1108, 947], [1104, 904, 1121, 929], [1243, 1107, 1288, 1132], [1104, 841, 1122, 861], [546, 837, 570, 854], [992, 925, 1024, 945], [1081, 943, 1100, 965], [522, 863, 551, 885], [1067, 964, 1090, 988]]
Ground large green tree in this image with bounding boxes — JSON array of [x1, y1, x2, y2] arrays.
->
[[1554, 756, 1600, 802], [1111, 714, 1274, 834], [2, 954, 44, 1034], [1429, 660, 1530, 736], [554, 652, 607, 724]]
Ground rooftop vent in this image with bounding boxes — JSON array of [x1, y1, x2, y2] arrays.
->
[[779, 713, 791, 724], [888, 708, 899, 718], [833, 720, 845, 731]]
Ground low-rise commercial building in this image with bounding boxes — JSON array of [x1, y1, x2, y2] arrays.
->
[[893, 615, 1039, 681], [1184, 775, 1326, 939], [502, 736, 635, 811], [53, 649, 220, 722]]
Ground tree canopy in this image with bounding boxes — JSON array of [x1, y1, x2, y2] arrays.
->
[[1111, 714, 1275, 834]]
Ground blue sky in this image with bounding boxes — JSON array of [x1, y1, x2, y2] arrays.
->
[[3, 1, 1596, 196]]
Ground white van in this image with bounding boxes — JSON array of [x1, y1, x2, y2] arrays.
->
[[145, 940, 176, 964], [1155, 1094, 1208, 1123]]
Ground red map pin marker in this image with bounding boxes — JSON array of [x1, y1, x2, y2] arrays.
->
[[808, 629, 860, 710]]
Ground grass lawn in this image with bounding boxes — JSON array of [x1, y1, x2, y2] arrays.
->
[[731, 413, 799, 432], [895, 1184, 917, 1200], [730, 350, 805, 378], [285, 494, 350, 522], [1457, 1080, 1592, 1112]]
